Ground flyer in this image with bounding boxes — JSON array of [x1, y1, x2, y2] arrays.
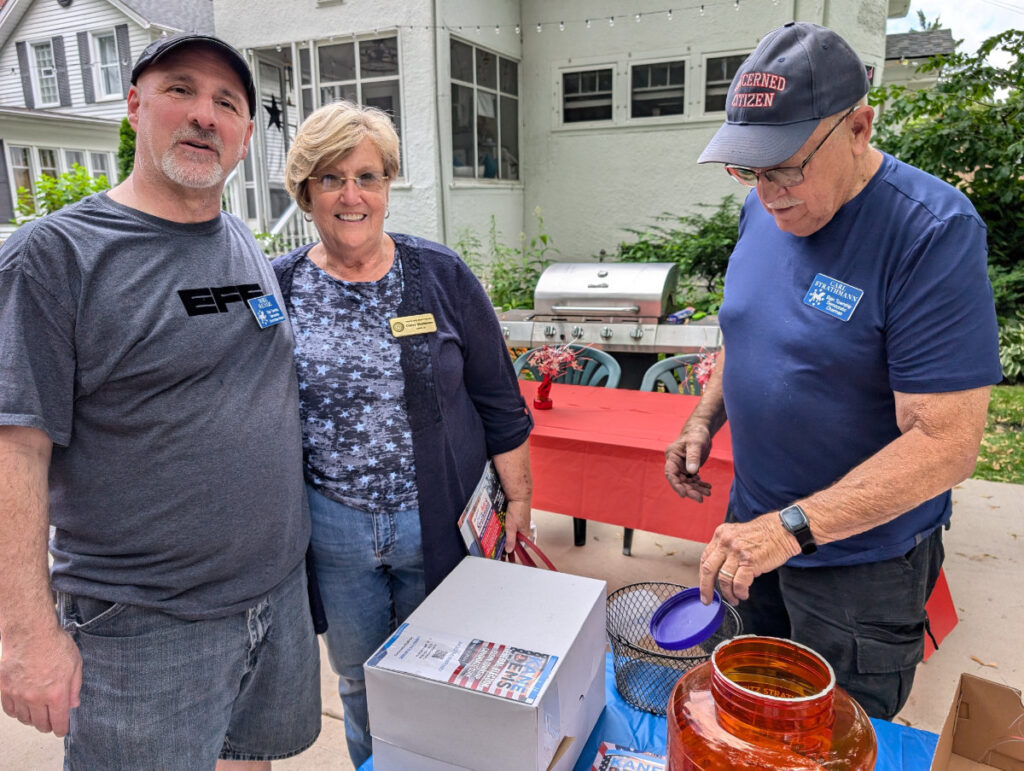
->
[[366, 622, 558, 705], [457, 459, 507, 559]]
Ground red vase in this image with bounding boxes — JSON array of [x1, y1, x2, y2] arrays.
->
[[534, 374, 554, 409], [667, 636, 876, 769]]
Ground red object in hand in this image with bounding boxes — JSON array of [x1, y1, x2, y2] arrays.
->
[[534, 374, 554, 409]]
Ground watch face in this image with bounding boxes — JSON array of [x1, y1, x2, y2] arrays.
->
[[781, 507, 806, 529]]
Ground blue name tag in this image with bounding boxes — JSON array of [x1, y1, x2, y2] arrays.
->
[[803, 273, 864, 322], [248, 294, 285, 328]]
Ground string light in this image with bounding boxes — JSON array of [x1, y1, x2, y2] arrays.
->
[[700, 5, 705, 15], [514, 24, 520, 35], [667, 9, 673, 20], [495, 25, 500, 34], [734, 0, 740, 10], [536, 22, 542, 32], [585, 18, 591, 28], [635, 13, 642, 22], [559, 20, 565, 31], [608, 16, 614, 27]]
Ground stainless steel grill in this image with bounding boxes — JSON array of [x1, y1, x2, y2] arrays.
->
[[496, 262, 721, 388]]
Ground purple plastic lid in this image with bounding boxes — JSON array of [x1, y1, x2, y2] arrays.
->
[[649, 587, 725, 650]]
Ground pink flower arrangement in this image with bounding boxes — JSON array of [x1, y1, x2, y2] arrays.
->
[[693, 347, 719, 390], [526, 343, 584, 380]]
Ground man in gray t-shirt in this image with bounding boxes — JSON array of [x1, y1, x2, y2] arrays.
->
[[0, 35, 320, 767]]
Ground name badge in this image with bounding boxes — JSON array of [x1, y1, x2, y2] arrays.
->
[[803, 273, 864, 322], [248, 294, 285, 328], [389, 313, 437, 337]]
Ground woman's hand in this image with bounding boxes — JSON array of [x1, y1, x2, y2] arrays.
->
[[503, 499, 532, 553]]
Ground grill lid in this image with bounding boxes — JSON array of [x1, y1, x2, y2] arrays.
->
[[533, 262, 679, 321]]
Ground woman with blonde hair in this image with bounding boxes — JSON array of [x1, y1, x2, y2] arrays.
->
[[273, 100, 532, 767]]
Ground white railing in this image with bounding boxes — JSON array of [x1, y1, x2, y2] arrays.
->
[[267, 199, 317, 256], [221, 167, 247, 220]]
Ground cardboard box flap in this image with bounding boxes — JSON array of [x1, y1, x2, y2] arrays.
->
[[933, 673, 1024, 771]]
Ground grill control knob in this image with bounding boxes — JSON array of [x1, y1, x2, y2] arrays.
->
[[544, 324, 557, 337], [630, 326, 645, 340], [600, 326, 613, 340], [571, 325, 584, 339]]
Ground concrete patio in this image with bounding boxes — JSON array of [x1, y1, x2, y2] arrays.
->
[[2, 477, 1021, 769]]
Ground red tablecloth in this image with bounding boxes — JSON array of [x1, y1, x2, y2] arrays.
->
[[519, 380, 957, 657], [520, 380, 732, 543]]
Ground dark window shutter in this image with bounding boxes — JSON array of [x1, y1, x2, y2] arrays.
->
[[115, 24, 131, 97], [52, 36, 72, 107], [15, 41, 35, 108], [0, 140, 14, 223], [77, 31, 95, 104]]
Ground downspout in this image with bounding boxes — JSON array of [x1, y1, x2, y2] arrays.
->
[[432, 0, 450, 245]]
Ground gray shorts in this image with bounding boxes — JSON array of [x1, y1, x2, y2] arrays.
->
[[58, 562, 321, 769]]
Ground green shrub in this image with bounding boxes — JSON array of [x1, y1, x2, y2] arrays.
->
[[13, 164, 110, 225], [610, 195, 740, 316], [117, 117, 136, 182], [453, 208, 557, 310], [999, 312, 1024, 384]]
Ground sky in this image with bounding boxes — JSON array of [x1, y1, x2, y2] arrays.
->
[[886, 0, 1024, 60]]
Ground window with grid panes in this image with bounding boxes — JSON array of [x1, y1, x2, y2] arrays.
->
[[94, 31, 121, 98], [562, 68, 613, 123], [450, 38, 518, 180], [631, 60, 685, 118], [32, 42, 59, 106], [704, 54, 747, 112]]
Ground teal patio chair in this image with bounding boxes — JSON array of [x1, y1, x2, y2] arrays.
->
[[513, 344, 621, 388], [515, 345, 621, 546]]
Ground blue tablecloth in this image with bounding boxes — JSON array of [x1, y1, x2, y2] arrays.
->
[[360, 652, 939, 769]]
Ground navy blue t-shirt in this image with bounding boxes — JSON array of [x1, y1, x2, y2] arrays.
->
[[719, 153, 1002, 567]]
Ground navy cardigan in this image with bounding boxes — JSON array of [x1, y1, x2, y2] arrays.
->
[[273, 233, 533, 593]]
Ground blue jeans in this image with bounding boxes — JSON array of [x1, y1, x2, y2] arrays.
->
[[58, 562, 321, 769], [306, 484, 426, 768]]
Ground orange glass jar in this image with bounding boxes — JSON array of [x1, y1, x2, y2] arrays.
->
[[667, 635, 876, 770]]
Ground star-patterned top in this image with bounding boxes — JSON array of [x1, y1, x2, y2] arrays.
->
[[287, 249, 417, 513]]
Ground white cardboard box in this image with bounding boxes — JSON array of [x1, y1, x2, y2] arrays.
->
[[365, 557, 607, 771]]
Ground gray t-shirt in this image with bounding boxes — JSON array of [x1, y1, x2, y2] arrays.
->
[[0, 193, 308, 619]]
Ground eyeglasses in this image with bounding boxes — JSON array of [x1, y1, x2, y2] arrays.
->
[[724, 107, 857, 188], [308, 172, 389, 193]]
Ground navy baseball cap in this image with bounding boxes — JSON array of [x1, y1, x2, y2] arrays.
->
[[698, 22, 870, 167], [131, 34, 256, 118]]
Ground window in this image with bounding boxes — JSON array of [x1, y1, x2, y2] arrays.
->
[[562, 68, 613, 123], [312, 35, 401, 143], [631, 61, 685, 118], [93, 31, 120, 98], [65, 149, 86, 169], [449, 39, 518, 181], [32, 41, 60, 106], [90, 152, 111, 182], [8, 145, 59, 213], [704, 54, 747, 113]]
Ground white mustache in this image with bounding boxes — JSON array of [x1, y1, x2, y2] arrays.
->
[[766, 197, 803, 209]]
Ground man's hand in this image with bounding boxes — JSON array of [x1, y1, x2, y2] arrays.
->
[[665, 422, 713, 502], [697, 514, 799, 605], [0, 624, 82, 736]]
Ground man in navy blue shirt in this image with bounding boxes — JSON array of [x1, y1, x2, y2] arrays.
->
[[665, 22, 1001, 720]]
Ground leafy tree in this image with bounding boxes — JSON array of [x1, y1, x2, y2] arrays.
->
[[610, 195, 741, 315], [117, 117, 136, 182], [13, 164, 109, 225], [914, 10, 943, 32], [869, 30, 1024, 319]]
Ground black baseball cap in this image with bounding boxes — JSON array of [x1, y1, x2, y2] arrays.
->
[[698, 22, 870, 167], [131, 34, 256, 118]]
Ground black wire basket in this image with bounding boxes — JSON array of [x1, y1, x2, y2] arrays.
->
[[606, 581, 742, 715]]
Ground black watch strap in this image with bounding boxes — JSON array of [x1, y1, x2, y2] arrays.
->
[[779, 504, 818, 555]]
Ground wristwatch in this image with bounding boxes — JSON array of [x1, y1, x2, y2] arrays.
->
[[779, 504, 817, 555]]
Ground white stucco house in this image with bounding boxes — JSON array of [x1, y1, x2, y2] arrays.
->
[[0, 0, 214, 233], [214, 0, 912, 258]]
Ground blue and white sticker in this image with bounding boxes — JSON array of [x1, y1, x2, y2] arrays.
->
[[247, 294, 285, 328], [803, 273, 864, 322]]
